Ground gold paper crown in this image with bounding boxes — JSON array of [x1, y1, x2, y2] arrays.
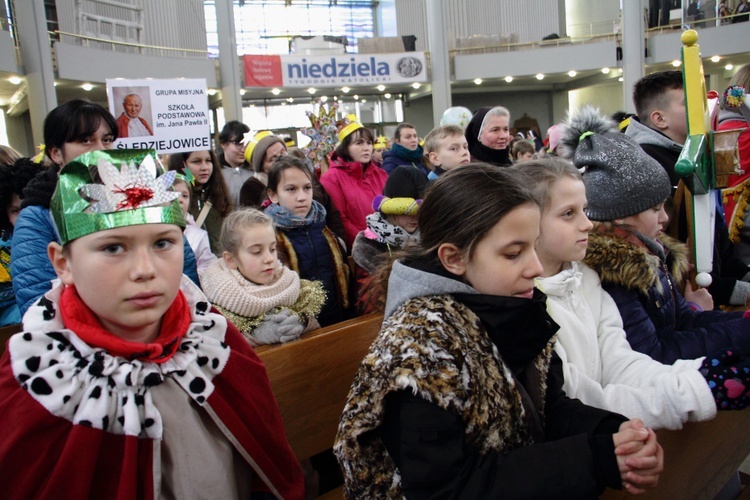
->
[[338, 114, 363, 142], [51, 149, 185, 245], [374, 136, 388, 150]]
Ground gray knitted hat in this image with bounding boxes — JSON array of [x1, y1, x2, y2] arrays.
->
[[559, 106, 671, 221], [251, 135, 286, 173]]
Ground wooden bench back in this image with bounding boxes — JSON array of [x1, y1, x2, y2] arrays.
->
[[256, 313, 382, 461]]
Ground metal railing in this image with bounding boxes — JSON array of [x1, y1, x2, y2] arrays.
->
[[53, 31, 210, 59]]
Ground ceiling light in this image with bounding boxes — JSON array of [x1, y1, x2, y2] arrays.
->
[[8, 77, 22, 85], [726, 64, 734, 71], [81, 83, 94, 91], [53, 81, 59, 87], [671, 60, 681, 67], [361, 99, 367, 103], [281, 102, 287, 106], [353, 95, 359, 100], [601, 67, 610, 74], [568, 70, 577, 77], [341, 86, 350, 93], [535, 73, 544, 80], [376, 84, 386, 91], [711, 55, 721, 63], [307, 88, 316, 94], [504, 76, 513, 83], [618, 77, 624, 82], [207, 89, 217, 96], [239, 89, 246, 95], [287, 97, 294, 103], [474, 78, 482, 85], [271, 88, 281, 95], [411, 82, 421, 89], [333, 96, 338, 101], [320, 95, 328, 102], [384, 93, 391, 99]]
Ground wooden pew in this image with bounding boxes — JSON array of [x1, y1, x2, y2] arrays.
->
[[602, 409, 750, 499], [256, 313, 383, 499], [257, 313, 750, 499]]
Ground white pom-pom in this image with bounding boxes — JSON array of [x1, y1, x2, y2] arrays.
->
[[695, 272, 712, 288]]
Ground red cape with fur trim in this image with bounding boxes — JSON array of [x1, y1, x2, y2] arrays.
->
[[0, 307, 303, 499]]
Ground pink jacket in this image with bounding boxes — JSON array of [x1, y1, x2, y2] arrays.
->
[[320, 153, 387, 249]]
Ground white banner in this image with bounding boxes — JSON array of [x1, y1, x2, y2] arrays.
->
[[106, 79, 211, 154], [243, 52, 428, 88]]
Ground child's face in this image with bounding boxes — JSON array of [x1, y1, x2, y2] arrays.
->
[[429, 135, 470, 170], [50, 224, 184, 343], [537, 177, 593, 277], [396, 127, 419, 151], [269, 168, 313, 217], [459, 202, 543, 298], [515, 152, 534, 163], [348, 134, 373, 164], [263, 142, 287, 173], [6, 193, 21, 227], [389, 214, 419, 234], [174, 181, 190, 215], [658, 88, 688, 145], [224, 223, 278, 285], [620, 202, 669, 240], [184, 151, 213, 187], [479, 115, 511, 150], [50, 121, 116, 166], [124, 95, 142, 118]]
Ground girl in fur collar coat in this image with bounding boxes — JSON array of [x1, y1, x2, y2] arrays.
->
[[201, 209, 324, 346], [561, 106, 750, 369], [522, 159, 750, 430], [335, 164, 663, 498]]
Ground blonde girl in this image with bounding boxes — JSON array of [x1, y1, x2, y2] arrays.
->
[[200, 208, 323, 346]]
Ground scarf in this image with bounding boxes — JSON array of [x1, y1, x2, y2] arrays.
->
[[365, 211, 419, 248], [469, 141, 511, 166], [59, 284, 190, 363], [390, 142, 425, 162], [265, 200, 326, 230], [200, 258, 300, 318]]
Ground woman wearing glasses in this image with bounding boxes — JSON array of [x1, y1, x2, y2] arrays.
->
[[218, 120, 254, 206]]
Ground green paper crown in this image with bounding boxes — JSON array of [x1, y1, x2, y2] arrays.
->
[[51, 149, 185, 245]]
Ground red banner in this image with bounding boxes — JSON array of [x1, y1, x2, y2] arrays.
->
[[243, 55, 283, 87]]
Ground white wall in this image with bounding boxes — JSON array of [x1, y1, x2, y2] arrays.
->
[[569, 81, 624, 118]]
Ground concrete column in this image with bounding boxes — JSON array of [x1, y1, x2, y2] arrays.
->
[[621, 0, 646, 114], [14, 0, 57, 147], [426, 0, 451, 127], [215, 0, 243, 123]]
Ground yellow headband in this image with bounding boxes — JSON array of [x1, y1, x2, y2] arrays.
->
[[243, 140, 258, 163], [338, 122, 363, 142]]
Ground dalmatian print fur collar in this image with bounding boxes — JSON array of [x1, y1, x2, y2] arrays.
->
[[8, 276, 230, 439]]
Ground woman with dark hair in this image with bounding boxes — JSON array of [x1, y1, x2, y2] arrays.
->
[[464, 106, 512, 166], [168, 150, 233, 255], [11, 99, 199, 316], [320, 119, 387, 249], [11, 99, 118, 316], [218, 120, 253, 207]]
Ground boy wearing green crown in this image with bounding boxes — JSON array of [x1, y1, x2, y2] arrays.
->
[[0, 150, 303, 499]]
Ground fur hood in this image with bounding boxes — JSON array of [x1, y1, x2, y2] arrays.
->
[[583, 230, 690, 296]]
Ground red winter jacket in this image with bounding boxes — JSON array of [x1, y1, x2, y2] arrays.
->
[[320, 153, 387, 249]]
